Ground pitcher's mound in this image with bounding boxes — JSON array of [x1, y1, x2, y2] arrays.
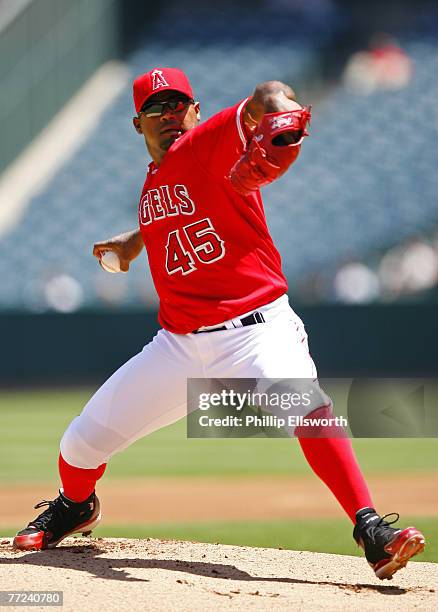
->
[[1, 538, 436, 611]]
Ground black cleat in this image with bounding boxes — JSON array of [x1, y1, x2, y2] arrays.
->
[[13, 490, 101, 551], [353, 507, 425, 580]]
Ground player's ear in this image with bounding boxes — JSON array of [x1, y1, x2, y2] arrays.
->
[[133, 116, 142, 134], [194, 102, 201, 122]]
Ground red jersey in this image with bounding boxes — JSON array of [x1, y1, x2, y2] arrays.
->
[[137, 99, 288, 334]]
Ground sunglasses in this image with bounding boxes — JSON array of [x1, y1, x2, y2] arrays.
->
[[140, 97, 194, 118]]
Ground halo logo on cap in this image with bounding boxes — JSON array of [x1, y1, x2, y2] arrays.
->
[[151, 69, 169, 91], [133, 67, 194, 114]]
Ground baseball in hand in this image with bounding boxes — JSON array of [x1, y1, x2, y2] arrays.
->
[[99, 250, 122, 273]]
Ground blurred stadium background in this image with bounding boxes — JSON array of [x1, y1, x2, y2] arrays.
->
[[0, 0, 437, 560]]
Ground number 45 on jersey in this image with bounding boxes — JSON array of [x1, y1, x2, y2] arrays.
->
[[166, 217, 225, 275]]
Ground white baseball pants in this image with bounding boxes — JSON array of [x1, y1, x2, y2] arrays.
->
[[60, 294, 321, 469]]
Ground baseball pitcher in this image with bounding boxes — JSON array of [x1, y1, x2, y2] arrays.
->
[[13, 67, 425, 580]]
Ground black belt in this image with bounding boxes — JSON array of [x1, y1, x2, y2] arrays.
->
[[193, 311, 265, 334]]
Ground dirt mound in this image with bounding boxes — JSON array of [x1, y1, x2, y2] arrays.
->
[[1, 538, 436, 611]]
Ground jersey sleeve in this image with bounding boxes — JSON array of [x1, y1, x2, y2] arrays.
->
[[189, 98, 250, 179]]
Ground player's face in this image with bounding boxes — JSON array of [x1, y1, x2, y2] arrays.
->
[[133, 90, 200, 162]]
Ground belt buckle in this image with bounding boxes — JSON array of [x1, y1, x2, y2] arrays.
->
[[240, 311, 265, 327]]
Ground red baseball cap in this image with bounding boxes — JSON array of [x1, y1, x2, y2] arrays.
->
[[133, 67, 194, 114]]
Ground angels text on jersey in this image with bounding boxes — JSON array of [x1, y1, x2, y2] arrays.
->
[[139, 184, 225, 276]]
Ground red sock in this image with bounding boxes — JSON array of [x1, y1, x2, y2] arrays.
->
[[296, 407, 374, 523], [58, 453, 106, 502]]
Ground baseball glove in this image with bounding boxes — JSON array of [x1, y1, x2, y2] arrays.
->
[[229, 106, 311, 196]]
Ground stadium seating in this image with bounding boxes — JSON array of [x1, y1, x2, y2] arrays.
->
[[280, 36, 438, 290], [0, 5, 437, 310]]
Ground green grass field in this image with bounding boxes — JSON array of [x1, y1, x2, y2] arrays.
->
[[1, 388, 437, 561]]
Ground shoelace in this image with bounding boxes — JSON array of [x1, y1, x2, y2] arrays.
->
[[28, 499, 66, 530], [362, 512, 400, 544]]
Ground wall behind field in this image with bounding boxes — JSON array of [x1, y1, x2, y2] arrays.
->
[[1, 304, 437, 385]]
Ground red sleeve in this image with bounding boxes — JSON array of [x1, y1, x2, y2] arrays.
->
[[189, 99, 250, 179]]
